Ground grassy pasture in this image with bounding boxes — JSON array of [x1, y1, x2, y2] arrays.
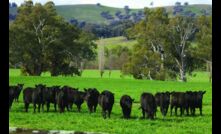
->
[[9, 69, 212, 134]]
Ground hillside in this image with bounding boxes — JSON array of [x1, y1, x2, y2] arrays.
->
[[9, 4, 212, 24], [95, 36, 137, 49]]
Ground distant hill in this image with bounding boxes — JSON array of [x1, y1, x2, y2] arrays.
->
[[95, 36, 137, 49], [9, 4, 212, 24]]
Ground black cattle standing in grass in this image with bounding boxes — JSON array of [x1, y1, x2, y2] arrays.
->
[[170, 92, 187, 116], [14, 84, 24, 102], [72, 89, 86, 112], [140, 92, 157, 120], [23, 87, 34, 112], [9, 86, 16, 109], [98, 90, 115, 119], [32, 84, 47, 113], [155, 92, 170, 117], [56, 88, 66, 113], [191, 91, 206, 116], [84, 88, 100, 113], [9, 84, 24, 109], [45, 86, 60, 112], [120, 95, 134, 119], [56, 86, 71, 113]]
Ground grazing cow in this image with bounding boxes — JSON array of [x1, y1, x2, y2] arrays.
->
[[170, 92, 187, 116], [120, 95, 134, 119], [72, 90, 86, 112], [32, 84, 46, 113], [45, 86, 60, 112], [23, 87, 34, 112], [140, 92, 157, 120], [84, 88, 100, 113], [155, 92, 170, 117], [98, 90, 114, 119]]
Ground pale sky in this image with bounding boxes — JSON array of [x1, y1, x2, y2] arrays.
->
[[9, 0, 212, 9]]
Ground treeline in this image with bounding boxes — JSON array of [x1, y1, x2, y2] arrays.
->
[[9, 1, 97, 76], [121, 8, 212, 82]]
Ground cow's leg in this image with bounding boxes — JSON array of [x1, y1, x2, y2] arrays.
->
[[94, 104, 97, 112], [108, 109, 112, 118], [186, 106, 189, 116], [47, 102, 50, 112], [142, 108, 145, 118], [33, 103, 36, 113], [200, 106, 203, 116], [77, 104, 81, 112], [90, 106, 93, 113], [38, 104, 41, 112], [25, 103, 29, 112], [180, 107, 183, 116], [102, 109, 106, 119], [175, 106, 177, 116]]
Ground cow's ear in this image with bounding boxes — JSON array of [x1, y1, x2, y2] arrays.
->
[[203, 91, 206, 94], [35, 85, 38, 88], [84, 88, 87, 92]]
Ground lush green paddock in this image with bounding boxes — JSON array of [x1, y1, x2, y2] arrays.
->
[[9, 69, 212, 134]]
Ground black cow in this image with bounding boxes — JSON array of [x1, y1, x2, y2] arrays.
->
[[23, 87, 34, 112], [170, 92, 186, 116], [72, 89, 86, 112], [120, 95, 134, 119], [84, 88, 100, 113], [32, 84, 47, 113], [98, 90, 114, 119], [190, 91, 206, 116], [14, 84, 24, 102], [140, 92, 157, 120], [56, 86, 75, 113], [155, 92, 170, 117], [45, 86, 61, 112], [9, 86, 16, 109], [56, 88, 66, 113]]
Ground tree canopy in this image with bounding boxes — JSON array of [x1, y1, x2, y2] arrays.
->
[[9, 1, 97, 76]]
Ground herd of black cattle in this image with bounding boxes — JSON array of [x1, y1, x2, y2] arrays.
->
[[9, 84, 206, 119]]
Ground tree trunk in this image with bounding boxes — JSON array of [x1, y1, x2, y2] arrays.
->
[[180, 56, 187, 82]]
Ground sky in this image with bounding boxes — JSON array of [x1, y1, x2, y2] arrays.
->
[[9, 0, 212, 9]]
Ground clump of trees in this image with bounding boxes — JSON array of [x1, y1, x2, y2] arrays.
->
[[9, 1, 97, 76], [122, 7, 212, 82]]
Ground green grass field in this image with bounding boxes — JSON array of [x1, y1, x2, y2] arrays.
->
[[96, 36, 137, 50], [9, 69, 212, 134]]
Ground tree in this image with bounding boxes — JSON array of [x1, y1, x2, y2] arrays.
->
[[175, 2, 181, 6], [124, 6, 130, 15], [184, 2, 189, 6], [96, 3, 101, 6], [9, 1, 96, 76], [122, 8, 169, 80], [123, 8, 199, 81], [167, 16, 197, 82], [194, 15, 212, 81], [12, 2, 17, 8]]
